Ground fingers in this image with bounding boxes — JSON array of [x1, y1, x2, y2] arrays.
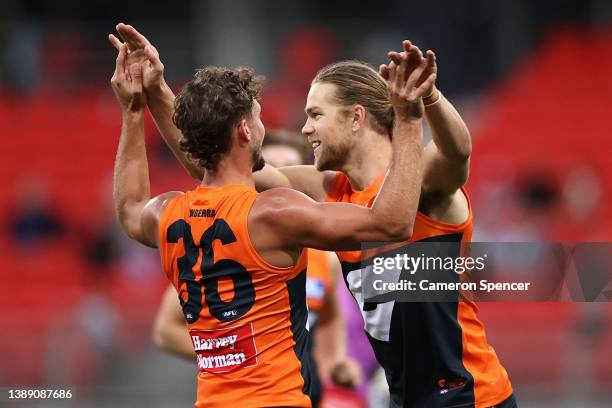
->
[[416, 73, 437, 96], [395, 46, 424, 87], [108, 34, 123, 51], [144, 45, 164, 71], [379, 64, 389, 80], [406, 58, 428, 90], [424, 50, 437, 73], [387, 51, 407, 66], [129, 63, 144, 95], [387, 51, 408, 91], [116, 23, 151, 51], [387, 58, 397, 85], [115, 43, 128, 78]]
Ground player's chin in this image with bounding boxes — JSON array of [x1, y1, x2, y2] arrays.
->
[[314, 157, 328, 172], [314, 153, 339, 172]]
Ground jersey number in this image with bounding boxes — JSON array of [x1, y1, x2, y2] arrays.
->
[[166, 219, 255, 324]]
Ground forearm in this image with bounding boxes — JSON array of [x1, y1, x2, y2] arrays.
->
[[113, 111, 150, 238], [315, 310, 347, 365], [147, 81, 204, 180], [371, 119, 423, 237], [153, 324, 196, 360], [425, 89, 472, 160]]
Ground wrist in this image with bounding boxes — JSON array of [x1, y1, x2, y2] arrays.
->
[[423, 87, 442, 107], [146, 78, 170, 99], [394, 110, 424, 125], [122, 109, 145, 122]]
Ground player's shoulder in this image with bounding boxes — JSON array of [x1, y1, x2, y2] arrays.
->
[[255, 187, 314, 211], [250, 187, 316, 229], [279, 166, 339, 201], [145, 191, 184, 217]]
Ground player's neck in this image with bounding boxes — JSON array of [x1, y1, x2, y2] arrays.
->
[[342, 131, 392, 191], [200, 156, 256, 190]]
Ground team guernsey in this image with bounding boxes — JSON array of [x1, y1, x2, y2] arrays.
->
[[158, 184, 313, 408], [304, 248, 333, 407], [326, 173, 513, 408]]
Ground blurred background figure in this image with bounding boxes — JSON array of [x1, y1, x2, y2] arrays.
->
[[0, 1, 611, 406], [9, 175, 64, 246]]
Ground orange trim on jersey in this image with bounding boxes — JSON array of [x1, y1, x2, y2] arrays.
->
[[415, 187, 473, 233], [306, 249, 332, 312], [458, 302, 514, 407]]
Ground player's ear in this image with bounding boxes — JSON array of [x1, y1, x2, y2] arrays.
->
[[351, 104, 366, 132], [236, 119, 251, 146]]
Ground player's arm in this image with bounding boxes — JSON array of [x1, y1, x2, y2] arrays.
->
[[111, 42, 180, 248], [253, 46, 433, 251], [313, 253, 345, 376], [110, 23, 204, 181], [314, 254, 362, 388], [153, 285, 196, 360], [421, 85, 471, 194], [112, 23, 333, 201], [382, 43, 471, 194]]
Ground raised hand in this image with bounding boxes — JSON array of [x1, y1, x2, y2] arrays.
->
[[380, 40, 437, 100], [110, 44, 146, 113], [382, 41, 436, 121], [329, 357, 363, 389], [108, 23, 165, 92]]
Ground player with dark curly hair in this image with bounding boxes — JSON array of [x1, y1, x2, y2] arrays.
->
[[110, 30, 433, 407], [110, 23, 516, 408], [173, 67, 266, 172]]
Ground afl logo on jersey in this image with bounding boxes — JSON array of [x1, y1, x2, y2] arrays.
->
[[223, 310, 238, 318]]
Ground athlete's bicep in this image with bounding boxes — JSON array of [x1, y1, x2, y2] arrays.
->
[[422, 140, 470, 195], [139, 191, 183, 248], [254, 189, 394, 252]]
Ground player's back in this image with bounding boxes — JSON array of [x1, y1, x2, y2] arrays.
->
[[158, 184, 313, 408]]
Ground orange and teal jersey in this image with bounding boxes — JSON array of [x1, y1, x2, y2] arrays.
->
[[158, 184, 313, 408], [325, 173, 513, 408]]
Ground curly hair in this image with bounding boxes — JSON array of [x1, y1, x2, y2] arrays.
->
[[173, 67, 264, 171], [313, 60, 394, 137]]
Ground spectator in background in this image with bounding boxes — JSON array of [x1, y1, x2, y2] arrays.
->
[[9, 176, 64, 245]]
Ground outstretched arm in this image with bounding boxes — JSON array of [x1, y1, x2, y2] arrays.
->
[[111, 23, 333, 201], [252, 43, 432, 252], [422, 85, 472, 194], [110, 24, 204, 180], [381, 42, 471, 195], [110, 42, 180, 247]]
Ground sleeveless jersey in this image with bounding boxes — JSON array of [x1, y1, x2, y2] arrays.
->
[[304, 248, 334, 408], [306, 248, 333, 328], [325, 173, 513, 408], [158, 184, 313, 408]]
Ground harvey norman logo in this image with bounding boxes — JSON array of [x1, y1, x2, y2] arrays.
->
[[190, 324, 258, 373], [192, 334, 238, 351]]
